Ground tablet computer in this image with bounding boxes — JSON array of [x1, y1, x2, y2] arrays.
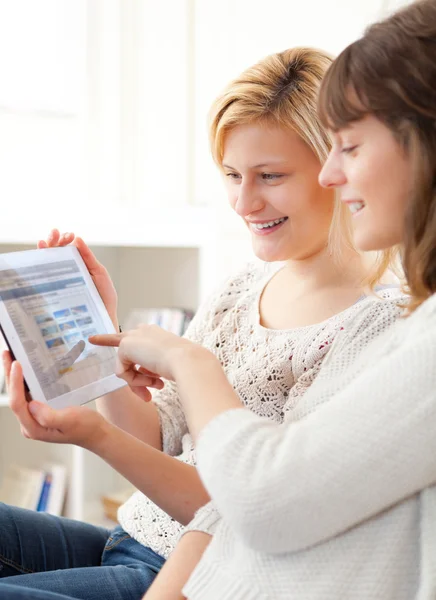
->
[[0, 246, 127, 408]]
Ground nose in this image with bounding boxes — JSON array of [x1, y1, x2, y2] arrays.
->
[[233, 180, 264, 217], [319, 150, 346, 189]]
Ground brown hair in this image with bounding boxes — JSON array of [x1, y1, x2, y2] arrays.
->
[[318, 0, 436, 311], [209, 47, 393, 287]]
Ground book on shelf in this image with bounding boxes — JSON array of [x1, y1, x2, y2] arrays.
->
[[36, 471, 52, 512], [124, 307, 194, 336], [0, 465, 46, 511], [0, 463, 67, 515]]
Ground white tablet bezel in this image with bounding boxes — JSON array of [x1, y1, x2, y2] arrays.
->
[[0, 246, 127, 408]]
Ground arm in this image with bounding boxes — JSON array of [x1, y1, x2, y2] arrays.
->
[[97, 385, 164, 450], [90, 420, 210, 525], [181, 320, 436, 553], [3, 354, 209, 525], [143, 531, 212, 600], [142, 504, 220, 598]]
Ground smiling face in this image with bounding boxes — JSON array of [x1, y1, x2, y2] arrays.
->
[[319, 114, 412, 251], [221, 122, 335, 263]]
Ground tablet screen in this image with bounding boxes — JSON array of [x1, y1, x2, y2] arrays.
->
[[0, 246, 126, 407]]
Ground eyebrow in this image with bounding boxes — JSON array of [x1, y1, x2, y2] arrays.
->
[[222, 161, 286, 170]]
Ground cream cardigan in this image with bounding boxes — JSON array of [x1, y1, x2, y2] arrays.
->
[[184, 294, 436, 600]]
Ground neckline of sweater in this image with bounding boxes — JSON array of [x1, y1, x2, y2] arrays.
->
[[248, 265, 393, 336]]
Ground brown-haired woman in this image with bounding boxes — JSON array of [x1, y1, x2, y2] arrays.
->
[[79, 1, 436, 598]]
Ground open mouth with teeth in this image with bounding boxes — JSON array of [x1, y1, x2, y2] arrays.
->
[[348, 201, 365, 215], [250, 216, 288, 231]]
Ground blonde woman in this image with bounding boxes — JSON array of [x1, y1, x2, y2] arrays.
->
[[0, 48, 402, 600]]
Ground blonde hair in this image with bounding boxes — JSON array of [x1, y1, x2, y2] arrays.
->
[[209, 47, 395, 287]]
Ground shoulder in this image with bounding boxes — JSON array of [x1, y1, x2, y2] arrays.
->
[[219, 260, 273, 294], [309, 287, 406, 351], [316, 289, 406, 371], [212, 260, 270, 304], [401, 293, 436, 340], [413, 292, 436, 320], [192, 261, 272, 332], [344, 287, 406, 337]]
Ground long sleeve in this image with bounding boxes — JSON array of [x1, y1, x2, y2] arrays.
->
[[183, 501, 222, 537], [194, 298, 436, 554]]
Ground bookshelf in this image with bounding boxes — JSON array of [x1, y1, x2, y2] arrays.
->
[[0, 207, 218, 525]]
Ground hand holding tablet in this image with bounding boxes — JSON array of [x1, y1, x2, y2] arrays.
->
[[0, 245, 126, 408], [3, 353, 110, 450]]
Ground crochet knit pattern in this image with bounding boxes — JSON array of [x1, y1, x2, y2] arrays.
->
[[118, 263, 403, 558]]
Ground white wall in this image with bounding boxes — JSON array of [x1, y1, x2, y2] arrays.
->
[[0, 0, 416, 281]]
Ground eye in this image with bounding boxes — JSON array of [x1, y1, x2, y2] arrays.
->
[[261, 173, 282, 181], [340, 145, 358, 155], [225, 172, 241, 180]]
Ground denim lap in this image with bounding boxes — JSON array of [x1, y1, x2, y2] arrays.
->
[[0, 504, 165, 600], [101, 526, 165, 574]]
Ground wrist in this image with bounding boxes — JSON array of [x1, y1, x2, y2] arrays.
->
[[170, 344, 219, 381], [84, 414, 116, 455]]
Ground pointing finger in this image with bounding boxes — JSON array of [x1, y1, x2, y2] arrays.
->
[[88, 333, 123, 347]]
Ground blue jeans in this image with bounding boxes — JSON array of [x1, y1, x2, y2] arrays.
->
[[0, 503, 165, 600]]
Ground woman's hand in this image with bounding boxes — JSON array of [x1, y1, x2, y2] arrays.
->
[[3, 351, 110, 451], [91, 326, 241, 442], [89, 325, 209, 391], [37, 229, 119, 329]]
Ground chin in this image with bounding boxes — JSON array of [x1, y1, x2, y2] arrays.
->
[[252, 247, 289, 263], [353, 230, 398, 253]]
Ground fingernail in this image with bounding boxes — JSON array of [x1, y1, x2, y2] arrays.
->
[[28, 402, 39, 415]]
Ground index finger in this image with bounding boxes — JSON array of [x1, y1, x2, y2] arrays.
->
[[88, 333, 123, 347]]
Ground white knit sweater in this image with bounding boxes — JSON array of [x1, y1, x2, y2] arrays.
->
[[183, 293, 436, 600], [118, 262, 403, 559]]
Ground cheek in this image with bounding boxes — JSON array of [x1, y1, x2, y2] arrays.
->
[[226, 187, 238, 211], [287, 182, 333, 220], [349, 153, 386, 199], [267, 182, 302, 214]]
